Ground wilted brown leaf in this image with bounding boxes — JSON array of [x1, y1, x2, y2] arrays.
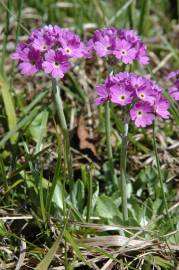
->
[[77, 115, 96, 156]]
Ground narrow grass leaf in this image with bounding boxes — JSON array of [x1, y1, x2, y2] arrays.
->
[[47, 145, 62, 215], [0, 106, 40, 148], [35, 213, 69, 270], [0, 74, 17, 144], [86, 166, 93, 222], [64, 230, 90, 267], [107, 0, 133, 26]]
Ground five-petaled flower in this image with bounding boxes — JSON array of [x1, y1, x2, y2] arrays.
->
[[130, 102, 154, 128], [42, 50, 71, 78]]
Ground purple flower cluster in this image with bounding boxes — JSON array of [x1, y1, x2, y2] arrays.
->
[[167, 70, 179, 101], [88, 27, 149, 65], [96, 72, 170, 127], [11, 25, 86, 78]]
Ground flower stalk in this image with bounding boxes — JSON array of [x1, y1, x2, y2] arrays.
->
[[51, 78, 73, 187], [105, 101, 118, 188], [120, 114, 129, 222]]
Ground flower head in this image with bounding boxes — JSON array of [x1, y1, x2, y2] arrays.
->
[[167, 70, 179, 101], [167, 70, 179, 80], [169, 84, 179, 101], [18, 48, 42, 76], [42, 49, 71, 78], [113, 39, 136, 64], [130, 102, 154, 127], [136, 85, 155, 105], [58, 29, 85, 58], [110, 84, 133, 106], [95, 77, 113, 105], [154, 95, 170, 119]]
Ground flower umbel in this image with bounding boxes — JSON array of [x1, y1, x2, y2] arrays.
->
[[11, 25, 85, 78], [88, 27, 149, 65], [96, 72, 170, 127]]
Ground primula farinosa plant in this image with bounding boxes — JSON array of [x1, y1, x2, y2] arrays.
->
[[91, 27, 173, 222], [88, 28, 150, 220], [12, 25, 87, 188], [95, 72, 171, 221]]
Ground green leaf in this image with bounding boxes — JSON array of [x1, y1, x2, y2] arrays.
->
[[146, 255, 173, 269], [52, 182, 64, 211], [72, 180, 85, 213], [96, 194, 120, 219], [29, 109, 48, 146]]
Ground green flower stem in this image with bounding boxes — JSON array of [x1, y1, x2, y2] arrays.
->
[[152, 121, 171, 224], [105, 101, 117, 188], [51, 78, 73, 189], [120, 115, 129, 222]]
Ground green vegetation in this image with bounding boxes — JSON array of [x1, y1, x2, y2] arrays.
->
[[0, 0, 179, 269]]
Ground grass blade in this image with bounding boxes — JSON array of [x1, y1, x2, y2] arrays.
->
[[64, 230, 90, 267], [0, 74, 17, 144], [86, 165, 93, 223], [107, 0, 133, 26], [138, 0, 149, 35], [0, 106, 40, 148], [35, 210, 70, 270]]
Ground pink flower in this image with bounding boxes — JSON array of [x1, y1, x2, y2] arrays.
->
[[18, 48, 42, 76], [136, 86, 155, 105], [32, 36, 51, 52], [110, 84, 133, 106], [130, 102, 154, 127], [59, 29, 85, 58], [95, 84, 110, 105], [113, 39, 136, 64], [167, 70, 179, 101], [169, 83, 179, 101], [42, 49, 71, 78], [154, 95, 170, 119], [93, 36, 113, 57], [136, 44, 149, 65], [167, 70, 179, 80]]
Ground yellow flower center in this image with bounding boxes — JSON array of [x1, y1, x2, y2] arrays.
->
[[65, 48, 71, 54], [120, 95, 126, 100], [140, 93, 145, 99], [43, 45, 48, 50], [121, 49, 126, 56], [137, 111, 142, 116], [53, 61, 60, 67], [105, 45, 110, 50], [31, 60, 36, 65]]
